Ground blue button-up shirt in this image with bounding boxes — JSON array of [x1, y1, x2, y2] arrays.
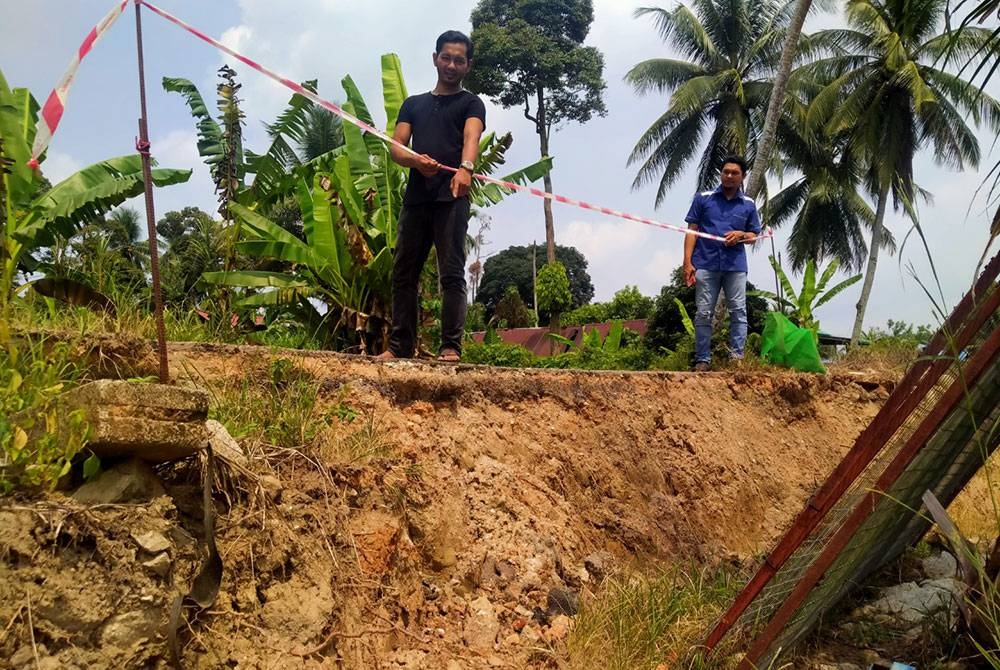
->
[[685, 186, 761, 273]]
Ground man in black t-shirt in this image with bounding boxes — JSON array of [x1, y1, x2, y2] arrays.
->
[[377, 30, 486, 362]]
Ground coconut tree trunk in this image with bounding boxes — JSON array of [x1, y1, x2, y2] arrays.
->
[[745, 0, 812, 200], [851, 180, 890, 347], [536, 84, 556, 264]]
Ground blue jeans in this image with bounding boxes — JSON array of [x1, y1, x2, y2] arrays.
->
[[694, 269, 748, 364]]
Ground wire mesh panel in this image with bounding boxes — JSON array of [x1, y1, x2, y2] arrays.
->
[[704, 255, 1000, 668]]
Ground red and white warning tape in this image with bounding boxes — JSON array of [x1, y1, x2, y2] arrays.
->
[[28, 0, 130, 169], [31, 0, 771, 244]]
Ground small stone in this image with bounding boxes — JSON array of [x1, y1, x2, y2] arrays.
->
[[463, 595, 500, 654], [100, 609, 161, 647], [521, 624, 541, 642], [584, 552, 612, 582], [446, 661, 465, 670], [72, 459, 165, 504], [544, 614, 572, 642], [504, 632, 521, 645], [487, 657, 504, 667], [546, 586, 579, 616], [141, 552, 171, 577], [12, 644, 47, 668], [922, 551, 957, 580], [131, 530, 171, 554]]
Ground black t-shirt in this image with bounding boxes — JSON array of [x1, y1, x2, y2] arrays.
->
[[397, 90, 486, 205]]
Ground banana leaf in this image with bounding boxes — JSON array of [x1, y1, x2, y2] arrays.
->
[[162, 77, 224, 160], [201, 270, 311, 289], [18, 156, 191, 247], [0, 72, 39, 205], [380, 53, 408, 135]]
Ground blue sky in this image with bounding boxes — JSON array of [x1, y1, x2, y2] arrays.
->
[[2, 0, 997, 336]]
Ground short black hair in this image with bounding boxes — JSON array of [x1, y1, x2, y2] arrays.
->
[[436, 30, 473, 60], [721, 154, 749, 174]]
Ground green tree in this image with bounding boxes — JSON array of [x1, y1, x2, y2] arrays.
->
[[467, 0, 607, 263], [805, 0, 1000, 344], [606, 285, 655, 320], [536, 261, 574, 325], [763, 95, 889, 272], [494, 285, 535, 328], [476, 243, 594, 315], [626, 0, 790, 202], [157, 207, 226, 307]]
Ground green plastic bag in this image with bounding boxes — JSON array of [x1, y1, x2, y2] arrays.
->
[[760, 311, 826, 373]]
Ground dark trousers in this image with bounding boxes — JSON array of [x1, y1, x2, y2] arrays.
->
[[387, 198, 469, 357]]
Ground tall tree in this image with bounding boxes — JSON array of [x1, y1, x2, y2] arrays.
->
[[626, 0, 790, 203], [762, 90, 888, 272], [744, 0, 816, 199], [466, 0, 607, 263], [805, 0, 1000, 344], [475, 243, 594, 314]]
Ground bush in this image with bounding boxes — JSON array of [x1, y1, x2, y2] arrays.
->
[[537, 261, 574, 324], [494, 285, 535, 329], [562, 302, 610, 327], [607, 285, 654, 321], [462, 341, 539, 367], [1, 331, 89, 493]]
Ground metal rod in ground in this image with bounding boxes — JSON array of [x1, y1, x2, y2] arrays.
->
[[133, 0, 169, 383]]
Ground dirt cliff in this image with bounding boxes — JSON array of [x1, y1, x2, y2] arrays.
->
[[0, 343, 895, 669]]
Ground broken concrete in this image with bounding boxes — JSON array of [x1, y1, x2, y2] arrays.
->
[[62, 380, 208, 462], [72, 459, 166, 504]]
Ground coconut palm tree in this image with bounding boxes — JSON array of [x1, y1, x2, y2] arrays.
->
[[626, 0, 793, 203], [804, 0, 1000, 345]]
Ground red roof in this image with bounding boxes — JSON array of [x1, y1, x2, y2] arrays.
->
[[470, 319, 647, 357]]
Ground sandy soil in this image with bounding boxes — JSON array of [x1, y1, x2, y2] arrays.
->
[[0, 342, 913, 669]]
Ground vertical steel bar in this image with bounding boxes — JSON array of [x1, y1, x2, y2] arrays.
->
[[133, 0, 169, 383]]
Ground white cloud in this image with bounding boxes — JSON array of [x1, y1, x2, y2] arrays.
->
[[40, 152, 83, 185]]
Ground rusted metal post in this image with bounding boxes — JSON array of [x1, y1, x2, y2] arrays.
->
[[133, 0, 169, 383]]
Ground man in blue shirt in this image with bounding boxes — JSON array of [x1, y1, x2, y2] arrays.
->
[[683, 155, 761, 371]]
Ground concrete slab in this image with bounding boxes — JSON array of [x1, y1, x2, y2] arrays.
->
[[63, 380, 209, 463]]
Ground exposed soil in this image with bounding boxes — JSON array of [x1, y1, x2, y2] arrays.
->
[[0, 340, 945, 669]]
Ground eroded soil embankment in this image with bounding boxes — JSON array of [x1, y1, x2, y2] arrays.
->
[[0, 343, 890, 669]]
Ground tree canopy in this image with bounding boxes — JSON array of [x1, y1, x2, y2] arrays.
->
[[475, 244, 594, 315], [467, 0, 607, 263]]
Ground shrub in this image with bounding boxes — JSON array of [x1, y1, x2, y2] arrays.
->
[[0, 330, 89, 493]]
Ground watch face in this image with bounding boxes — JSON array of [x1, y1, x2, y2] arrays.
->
[[461, 161, 475, 170]]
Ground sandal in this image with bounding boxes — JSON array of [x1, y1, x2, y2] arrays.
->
[[374, 350, 397, 361], [437, 348, 461, 363]]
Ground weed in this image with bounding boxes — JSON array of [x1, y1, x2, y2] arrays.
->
[[210, 356, 329, 450], [325, 409, 392, 464], [567, 564, 745, 670], [0, 324, 90, 493]]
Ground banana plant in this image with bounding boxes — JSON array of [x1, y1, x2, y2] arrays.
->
[[754, 256, 862, 335], [202, 54, 552, 351], [0, 68, 191, 311]]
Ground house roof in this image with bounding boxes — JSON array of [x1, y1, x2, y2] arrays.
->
[[470, 319, 648, 357]]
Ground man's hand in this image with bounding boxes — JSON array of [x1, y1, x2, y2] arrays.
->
[[451, 167, 472, 198], [724, 230, 748, 246], [415, 153, 440, 178], [684, 262, 696, 287]]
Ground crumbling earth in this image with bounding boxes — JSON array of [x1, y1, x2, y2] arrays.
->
[[0, 342, 951, 669]]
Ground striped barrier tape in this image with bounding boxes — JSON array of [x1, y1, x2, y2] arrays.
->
[[30, 0, 771, 245], [28, 0, 130, 169], [138, 0, 768, 244]]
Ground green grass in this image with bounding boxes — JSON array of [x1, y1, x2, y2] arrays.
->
[[567, 565, 745, 670], [0, 323, 90, 493]]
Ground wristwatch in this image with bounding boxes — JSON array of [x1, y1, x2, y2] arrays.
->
[[460, 160, 475, 172]]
